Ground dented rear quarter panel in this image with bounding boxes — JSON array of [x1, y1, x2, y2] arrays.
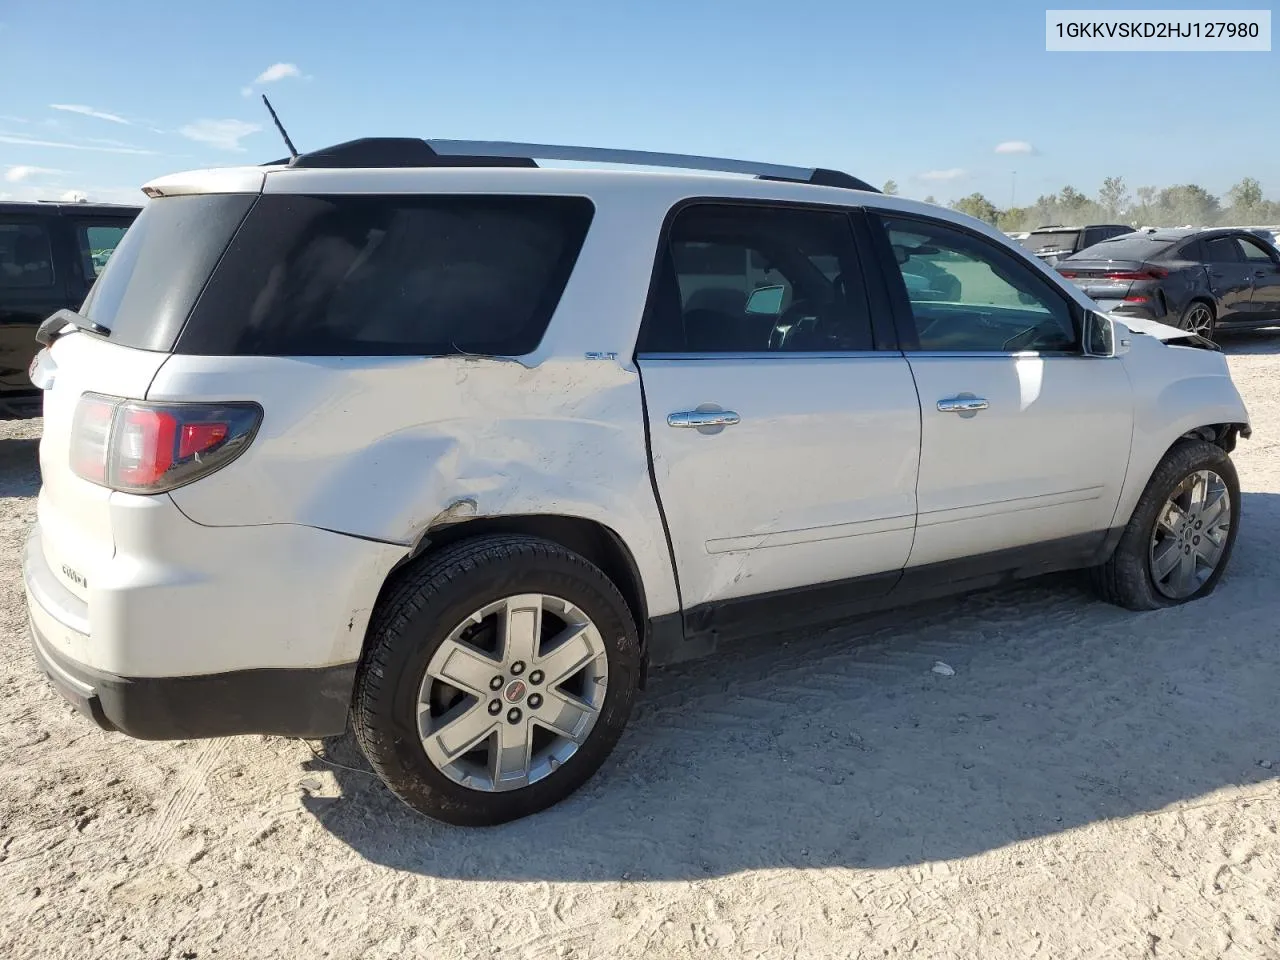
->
[[151, 354, 681, 618]]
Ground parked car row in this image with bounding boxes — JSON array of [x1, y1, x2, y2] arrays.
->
[[24, 139, 1250, 824], [1055, 227, 1280, 339], [0, 201, 139, 418]]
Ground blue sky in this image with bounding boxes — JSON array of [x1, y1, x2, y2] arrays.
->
[[1, 1, 1275, 206]]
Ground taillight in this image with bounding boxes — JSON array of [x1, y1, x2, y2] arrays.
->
[[1058, 270, 1078, 279], [1104, 268, 1167, 281], [69, 394, 262, 494], [69, 395, 115, 484]]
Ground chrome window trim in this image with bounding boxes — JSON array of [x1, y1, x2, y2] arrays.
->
[[636, 350, 896, 361], [905, 350, 1087, 359]]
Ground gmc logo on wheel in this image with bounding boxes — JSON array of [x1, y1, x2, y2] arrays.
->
[[61, 564, 87, 589]]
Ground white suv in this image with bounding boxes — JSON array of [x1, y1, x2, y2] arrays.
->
[[24, 139, 1250, 824]]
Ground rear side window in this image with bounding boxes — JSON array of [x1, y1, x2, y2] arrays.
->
[[0, 221, 55, 289], [1164, 239, 1203, 262], [179, 195, 594, 357], [81, 195, 256, 351]]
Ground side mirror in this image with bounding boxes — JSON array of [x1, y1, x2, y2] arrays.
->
[[1083, 311, 1130, 357]]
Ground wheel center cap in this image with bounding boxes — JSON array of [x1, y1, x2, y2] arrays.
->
[[503, 679, 527, 704]]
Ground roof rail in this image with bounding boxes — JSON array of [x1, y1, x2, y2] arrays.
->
[[276, 137, 879, 193]]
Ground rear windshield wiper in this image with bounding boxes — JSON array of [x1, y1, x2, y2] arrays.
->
[[35, 308, 111, 347]]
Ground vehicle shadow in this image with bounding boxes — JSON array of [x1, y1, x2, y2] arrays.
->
[[1218, 326, 1280, 354], [302, 491, 1280, 880]]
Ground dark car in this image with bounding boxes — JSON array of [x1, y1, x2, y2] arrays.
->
[[1019, 224, 1133, 265], [1, 201, 140, 418], [1056, 228, 1280, 340]]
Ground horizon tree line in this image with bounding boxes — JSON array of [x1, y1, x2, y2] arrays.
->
[[878, 177, 1279, 232]]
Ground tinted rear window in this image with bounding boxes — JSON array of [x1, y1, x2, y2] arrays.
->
[[1071, 236, 1176, 261], [81, 195, 256, 351], [178, 194, 594, 356], [1021, 231, 1079, 254]]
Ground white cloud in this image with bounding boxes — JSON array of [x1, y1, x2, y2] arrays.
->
[[0, 133, 154, 155], [995, 140, 1036, 155], [917, 168, 968, 182], [242, 62, 305, 95], [0, 114, 29, 124], [5, 165, 63, 182], [256, 62, 301, 84], [179, 118, 261, 152], [50, 103, 131, 125]]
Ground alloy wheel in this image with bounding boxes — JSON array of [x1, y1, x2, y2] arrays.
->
[[1183, 304, 1214, 338], [418, 594, 609, 792], [1148, 469, 1231, 600]]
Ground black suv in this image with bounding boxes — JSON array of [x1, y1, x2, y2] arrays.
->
[[1019, 224, 1133, 265], [1, 201, 140, 418]]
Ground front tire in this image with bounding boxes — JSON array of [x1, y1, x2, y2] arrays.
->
[[353, 535, 641, 825], [1092, 440, 1240, 611]]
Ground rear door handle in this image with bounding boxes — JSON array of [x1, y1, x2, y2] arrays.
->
[[937, 397, 989, 413], [667, 410, 741, 429]]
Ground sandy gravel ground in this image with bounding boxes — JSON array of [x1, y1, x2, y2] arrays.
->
[[1, 336, 1278, 960]]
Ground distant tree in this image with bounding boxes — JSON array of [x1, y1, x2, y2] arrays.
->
[[997, 207, 1030, 231], [1098, 176, 1131, 218], [1058, 185, 1090, 213], [924, 195, 938, 205], [882, 179, 899, 195], [1228, 177, 1263, 210], [1156, 184, 1220, 226], [950, 193, 999, 225]]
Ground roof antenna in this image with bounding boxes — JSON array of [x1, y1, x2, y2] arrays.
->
[[261, 95, 299, 163]]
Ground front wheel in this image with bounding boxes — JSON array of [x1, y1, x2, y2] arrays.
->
[[353, 535, 641, 825], [1092, 440, 1240, 610]]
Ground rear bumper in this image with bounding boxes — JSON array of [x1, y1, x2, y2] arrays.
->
[[1093, 299, 1164, 322], [22, 511, 404, 739], [28, 612, 355, 739]]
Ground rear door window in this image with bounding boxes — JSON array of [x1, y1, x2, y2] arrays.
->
[[179, 195, 594, 357], [637, 202, 874, 354], [0, 221, 56, 289]]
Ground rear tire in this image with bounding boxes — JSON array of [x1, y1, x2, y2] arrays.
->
[[353, 535, 641, 825], [1178, 300, 1216, 340], [1091, 440, 1239, 611]]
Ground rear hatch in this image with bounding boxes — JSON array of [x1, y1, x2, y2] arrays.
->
[[35, 192, 258, 602], [34, 178, 598, 602]]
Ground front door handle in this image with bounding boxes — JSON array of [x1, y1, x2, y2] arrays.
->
[[937, 396, 989, 413], [667, 410, 741, 429]]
